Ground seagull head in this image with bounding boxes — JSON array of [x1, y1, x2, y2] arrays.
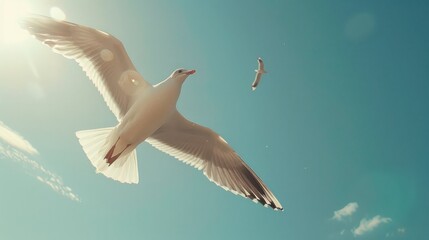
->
[[170, 68, 196, 82]]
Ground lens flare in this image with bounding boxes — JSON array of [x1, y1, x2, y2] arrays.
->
[[50, 6, 66, 21]]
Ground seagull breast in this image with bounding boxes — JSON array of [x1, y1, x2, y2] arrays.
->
[[117, 78, 183, 144]]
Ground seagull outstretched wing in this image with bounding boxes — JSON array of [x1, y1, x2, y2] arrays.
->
[[146, 111, 284, 211], [20, 15, 151, 120]]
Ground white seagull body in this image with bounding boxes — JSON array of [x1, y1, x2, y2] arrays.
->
[[20, 15, 283, 210], [251, 57, 267, 91]]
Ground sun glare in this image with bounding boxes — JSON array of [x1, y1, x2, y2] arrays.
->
[[0, 1, 31, 44]]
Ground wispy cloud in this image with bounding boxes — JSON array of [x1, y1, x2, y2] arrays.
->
[[0, 121, 38, 155], [353, 215, 391, 236], [332, 202, 359, 220], [36, 175, 80, 202], [0, 121, 80, 202], [386, 227, 406, 238]]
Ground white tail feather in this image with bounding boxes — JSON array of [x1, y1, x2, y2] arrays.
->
[[76, 127, 139, 184]]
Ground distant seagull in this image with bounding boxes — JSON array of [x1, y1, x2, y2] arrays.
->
[[251, 57, 267, 91], [20, 15, 283, 211]]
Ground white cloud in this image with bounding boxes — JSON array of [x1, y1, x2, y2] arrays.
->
[[353, 215, 391, 236], [36, 175, 80, 202], [333, 202, 359, 220], [0, 121, 80, 202], [0, 121, 38, 155], [386, 227, 406, 238]]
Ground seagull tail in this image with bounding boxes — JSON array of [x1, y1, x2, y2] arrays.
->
[[76, 127, 139, 184]]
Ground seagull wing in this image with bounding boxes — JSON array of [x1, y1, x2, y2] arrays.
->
[[252, 73, 262, 90], [146, 111, 283, 211], [20, 15, 151, 120], [258, 57, 265, 72]]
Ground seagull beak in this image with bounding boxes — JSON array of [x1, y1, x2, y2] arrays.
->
[[184, 69, 196, 75]]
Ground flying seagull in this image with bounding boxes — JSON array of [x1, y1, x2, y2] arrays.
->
[[251, 57, 267, 91], [20, 15, 283, 211]]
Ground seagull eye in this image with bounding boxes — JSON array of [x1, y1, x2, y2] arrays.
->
[[178, 70, 183, 74]]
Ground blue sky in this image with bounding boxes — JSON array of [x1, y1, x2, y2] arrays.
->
[[0, 0, 428, 239]]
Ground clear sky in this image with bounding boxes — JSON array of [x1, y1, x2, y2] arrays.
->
[[0, 0, 428, 239]]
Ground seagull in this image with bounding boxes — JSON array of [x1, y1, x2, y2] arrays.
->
[[251, 57, 267, 91], [20, 15, 283, 211]]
